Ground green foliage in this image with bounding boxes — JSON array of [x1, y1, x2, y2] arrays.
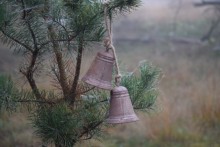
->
[[110, 0, 141, 11], [64, 0, 105, 41], [22, 0, 45, 6], [32, 103, 78, 146], [0, 2, 48, 53], [0, 0, 142, 54], [121, 62, 160, 110], [0, 75, 18, 112], [31, 95, 109, 146], [0, 2, 6, 28]]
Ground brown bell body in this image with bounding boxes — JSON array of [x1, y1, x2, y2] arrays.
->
[[106, 86, 139, 124], [82, 50, 115, 90]]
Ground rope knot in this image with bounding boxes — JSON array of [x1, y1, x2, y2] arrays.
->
[[115, 74, 122, 86], [104, 37, 113, 51]]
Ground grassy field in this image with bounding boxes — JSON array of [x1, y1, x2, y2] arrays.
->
[[104, 41, 220, 147], [1, 0, 220, 146]]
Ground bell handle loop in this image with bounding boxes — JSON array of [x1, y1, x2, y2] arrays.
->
[[104, 4, 122, 87]]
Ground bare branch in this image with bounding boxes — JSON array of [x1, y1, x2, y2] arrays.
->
[[21, 0, 39, 50], [77, 87, 95, 95], [26, 21, 38, 50], [53, 19, 72, 49], [194, 0, 220, 7], [39, 38, 74, 49], [79, 120, 103, 139], [201, 16, 220, 41], [15, 99, 56, 105]]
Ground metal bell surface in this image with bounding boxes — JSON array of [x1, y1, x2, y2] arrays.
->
[[106, 86, 139, 124], [82, 50, 115, 90]]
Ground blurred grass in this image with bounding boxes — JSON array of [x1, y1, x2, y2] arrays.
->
[[101, 41, 220, 147], [0, 112, 41, 146]]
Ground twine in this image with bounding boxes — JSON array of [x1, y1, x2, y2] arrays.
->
[[104, 4, 121, 86]]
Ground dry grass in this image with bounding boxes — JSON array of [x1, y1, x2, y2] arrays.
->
[[0, 112, 42, 147], [99, 40, 220, 146]]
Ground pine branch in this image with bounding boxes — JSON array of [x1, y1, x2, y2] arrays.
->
[[20, 0, 41, 51], [77, 86, 95, 95], [9, 0, 43, 100], [26, 20, 38, 50], [53, 19, 72, 48], [108, 0, 141, 13], [79, 120, 103, 138], [121, 62, 160, 110], [44, 0, 70, 98], [0, 29, 34, 52], [0, 75, 18, 112], [39, 14, 101, 49], [39, 36, 75, 49], [15, 99, 55, 105], [23, 50, 42, 100], [47, 24, 70, 98]]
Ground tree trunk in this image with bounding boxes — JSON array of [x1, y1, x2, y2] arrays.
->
[[70, 37, 84, 104], [47, 19, 70, 99]]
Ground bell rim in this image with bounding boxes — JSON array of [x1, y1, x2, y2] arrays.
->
[[97, 51, 115, 62], [111, 86, 128, 92], [98, 50, 114, 55], [82, 76, 113, 90], [106, 115, 139, 124]]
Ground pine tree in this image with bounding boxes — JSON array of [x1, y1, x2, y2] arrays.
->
[[0, 0, 160, 146]]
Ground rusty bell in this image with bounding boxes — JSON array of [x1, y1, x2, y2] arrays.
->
[[106, 86, 139, 124], [82, 50, 115, 90]]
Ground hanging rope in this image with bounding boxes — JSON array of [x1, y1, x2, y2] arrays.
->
[[104, 3, 121, 86]]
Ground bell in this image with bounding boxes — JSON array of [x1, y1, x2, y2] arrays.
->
[[82, 50, 115, 90], [106, 86, 139, 124]]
